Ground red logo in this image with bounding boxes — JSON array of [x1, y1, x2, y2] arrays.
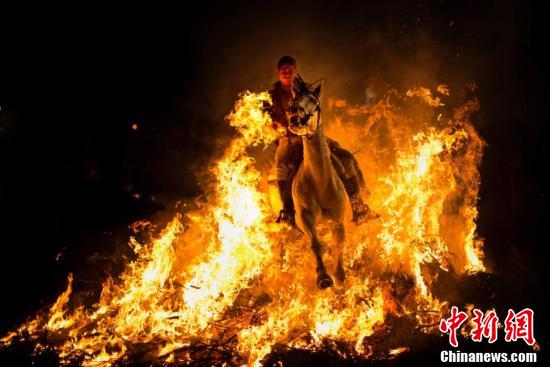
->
[[504, 308, 535, 345], [439, 307, 535, 347], [471, 309, 498, 343], [439, 306, 468, 347]]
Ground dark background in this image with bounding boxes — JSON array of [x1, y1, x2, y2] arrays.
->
[[0, 0, 548, 365]]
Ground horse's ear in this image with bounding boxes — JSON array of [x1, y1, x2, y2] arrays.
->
[[312, 84, 322, 98], [308, 78, 324, 98]]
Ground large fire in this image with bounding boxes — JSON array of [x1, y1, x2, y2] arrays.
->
[[1, 84, 486, 366]]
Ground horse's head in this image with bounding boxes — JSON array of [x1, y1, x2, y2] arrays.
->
[[288, 78, 322, 137]]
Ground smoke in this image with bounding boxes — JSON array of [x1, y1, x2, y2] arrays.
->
[[186, 1, 462, 113], [167, 1, 546, 279], [168, 1, 473, 201]]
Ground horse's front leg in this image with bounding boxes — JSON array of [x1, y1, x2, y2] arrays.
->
[[332, 222, 346, 284], [296, 208, 334, 290]]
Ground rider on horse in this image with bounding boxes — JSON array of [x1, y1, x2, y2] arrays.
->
[[264, 56, 373, 225]]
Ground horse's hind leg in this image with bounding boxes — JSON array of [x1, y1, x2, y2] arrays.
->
[[296, 208, 333, 290], [333, 222, 346, 284]]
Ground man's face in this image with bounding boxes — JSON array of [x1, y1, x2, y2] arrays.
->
[[278, 64, 297, 85]]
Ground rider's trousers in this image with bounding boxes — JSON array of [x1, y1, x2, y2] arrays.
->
[[275, 135, 303, 182]]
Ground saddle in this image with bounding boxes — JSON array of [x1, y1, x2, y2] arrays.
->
[[282, 139, 371, 222], [285, 138, 365, 199]]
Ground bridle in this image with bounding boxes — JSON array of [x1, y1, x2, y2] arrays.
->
[[291, 92, 322, 139]]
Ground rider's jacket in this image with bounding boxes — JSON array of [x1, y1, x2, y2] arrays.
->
[[265, 79, 302, 138]]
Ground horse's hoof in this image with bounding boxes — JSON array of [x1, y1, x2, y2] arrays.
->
[[352, 206, 380, 224], [317, 273, 334, 289]]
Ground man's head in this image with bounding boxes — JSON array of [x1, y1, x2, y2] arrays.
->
[[277, 56, 297, 86]]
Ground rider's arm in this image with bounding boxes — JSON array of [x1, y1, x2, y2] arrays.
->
[[264, 88, 286, 132]]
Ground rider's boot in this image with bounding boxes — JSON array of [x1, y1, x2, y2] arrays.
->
[[350, 195, 378, 223], [343, 176, 379, 223], [276, 180, 296, 227]]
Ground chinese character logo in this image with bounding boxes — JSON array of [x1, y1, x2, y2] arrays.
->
[[439, 306, 468, 347], [439, 306, 535, 347], [471, 308, 499, 343], [504, 308, 535, 345]]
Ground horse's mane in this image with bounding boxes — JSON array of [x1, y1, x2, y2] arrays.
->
[[294, 74, 310, 94]]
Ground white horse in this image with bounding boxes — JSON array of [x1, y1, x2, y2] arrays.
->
[[288, 82, 352, 289]]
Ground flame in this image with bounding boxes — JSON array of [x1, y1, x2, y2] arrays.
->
[[406, 86, 447, 106], [2, 86, 487, 365], [389, 346, 410, 356]]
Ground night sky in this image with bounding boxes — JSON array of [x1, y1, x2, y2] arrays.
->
[[0, 0, 548, 365]]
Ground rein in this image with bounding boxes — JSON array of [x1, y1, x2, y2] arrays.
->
[[301, 94, 321, 140], [303, 106, 321, 140]]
